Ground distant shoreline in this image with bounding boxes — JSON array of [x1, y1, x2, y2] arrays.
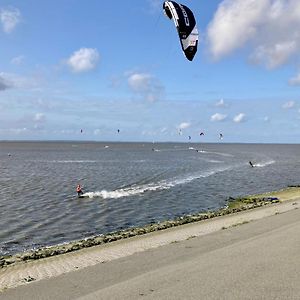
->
[[1, 140, 300, 145]]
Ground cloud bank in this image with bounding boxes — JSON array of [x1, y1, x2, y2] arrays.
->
[[0, 75, 11, 91], [0, 7, 21, 33], [207, 0, 300, 69], [289, 73, 300, 86], [0, 72, 41, 90], [127, 72, 164, 102]]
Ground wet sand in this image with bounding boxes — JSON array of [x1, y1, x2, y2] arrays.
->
[[0, 191, 300, 299]]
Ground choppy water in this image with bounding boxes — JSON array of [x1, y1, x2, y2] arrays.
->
[[0, 141, 300, 255]]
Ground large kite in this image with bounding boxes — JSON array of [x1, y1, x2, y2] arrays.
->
[[163, 1, 199, 61]]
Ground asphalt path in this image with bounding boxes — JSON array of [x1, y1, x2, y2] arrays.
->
[[1, 207, 300, 299]]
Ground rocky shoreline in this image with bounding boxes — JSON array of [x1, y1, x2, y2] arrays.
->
[[0, 195, 281, 269]]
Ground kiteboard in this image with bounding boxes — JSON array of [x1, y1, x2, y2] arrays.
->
[[77, 194, 89, 199]]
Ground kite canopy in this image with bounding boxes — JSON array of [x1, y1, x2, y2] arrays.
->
[[163, 1, 198, 61]]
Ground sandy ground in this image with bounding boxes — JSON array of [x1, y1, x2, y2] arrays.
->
[[0, 196, 300, 299]]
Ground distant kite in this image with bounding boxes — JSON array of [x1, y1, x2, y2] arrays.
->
[[117, 129, 120, 133], [188, 135, 191, 140], [199, 132, 204, 136], [219, 133, 223, 140], [163, 1, 199, 61], [80, 129, 83, 133]]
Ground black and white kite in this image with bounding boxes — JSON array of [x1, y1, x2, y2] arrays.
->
[[163, 1, 198, 61]]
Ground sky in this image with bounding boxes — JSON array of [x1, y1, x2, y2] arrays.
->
[[1, 0, 300, 143]]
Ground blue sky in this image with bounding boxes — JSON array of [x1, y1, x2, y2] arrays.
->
[[1, 0, 300, 143]]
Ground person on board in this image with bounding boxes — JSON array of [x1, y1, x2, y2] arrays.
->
[[249, 161, 254, 167], [76, 184, 83, 196]]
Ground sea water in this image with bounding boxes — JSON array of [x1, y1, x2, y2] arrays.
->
[[0, 141, 300, 255]]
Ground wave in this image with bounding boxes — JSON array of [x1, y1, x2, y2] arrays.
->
[[42, 160, 99, 163], [207, 159, 223, 163], [82, 166, 232, 200], [196, 150, 234, 157]]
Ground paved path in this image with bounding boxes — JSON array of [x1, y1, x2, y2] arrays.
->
[[1, 204, 300, 299]]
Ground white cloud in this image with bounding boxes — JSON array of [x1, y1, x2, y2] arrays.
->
[[160, 127, 168, 133], [66, 48, 99, 73], [94, 129, 102, 135], [34, 113, 45, 122], [233, 113, 246, 123], [251, 41, 297, 69], [282, 100, 295, 109], [207, 0, 268, 59], [215, 98, 227, 107], [0, 75, 11, 91], [178, 122, 191, 130], [210, 113, 227, 122], [0, 72, 40, 89], [11, 55, 24, 65], [127, 72, 164, 102], [207, 0, 300, 68], [289, 72, 300, 86], [9, 127, 28, 135], [128, 73, 152, 92], [0, 7, 21, 33]]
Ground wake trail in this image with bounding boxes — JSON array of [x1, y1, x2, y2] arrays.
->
[[195, 150, 234, 157], [82, 166, 233, 200], [253, 160, 275, 168]]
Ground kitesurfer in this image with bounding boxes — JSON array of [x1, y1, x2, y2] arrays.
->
[[76, 184, 83, 196], [249, 161, 254, 167]]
